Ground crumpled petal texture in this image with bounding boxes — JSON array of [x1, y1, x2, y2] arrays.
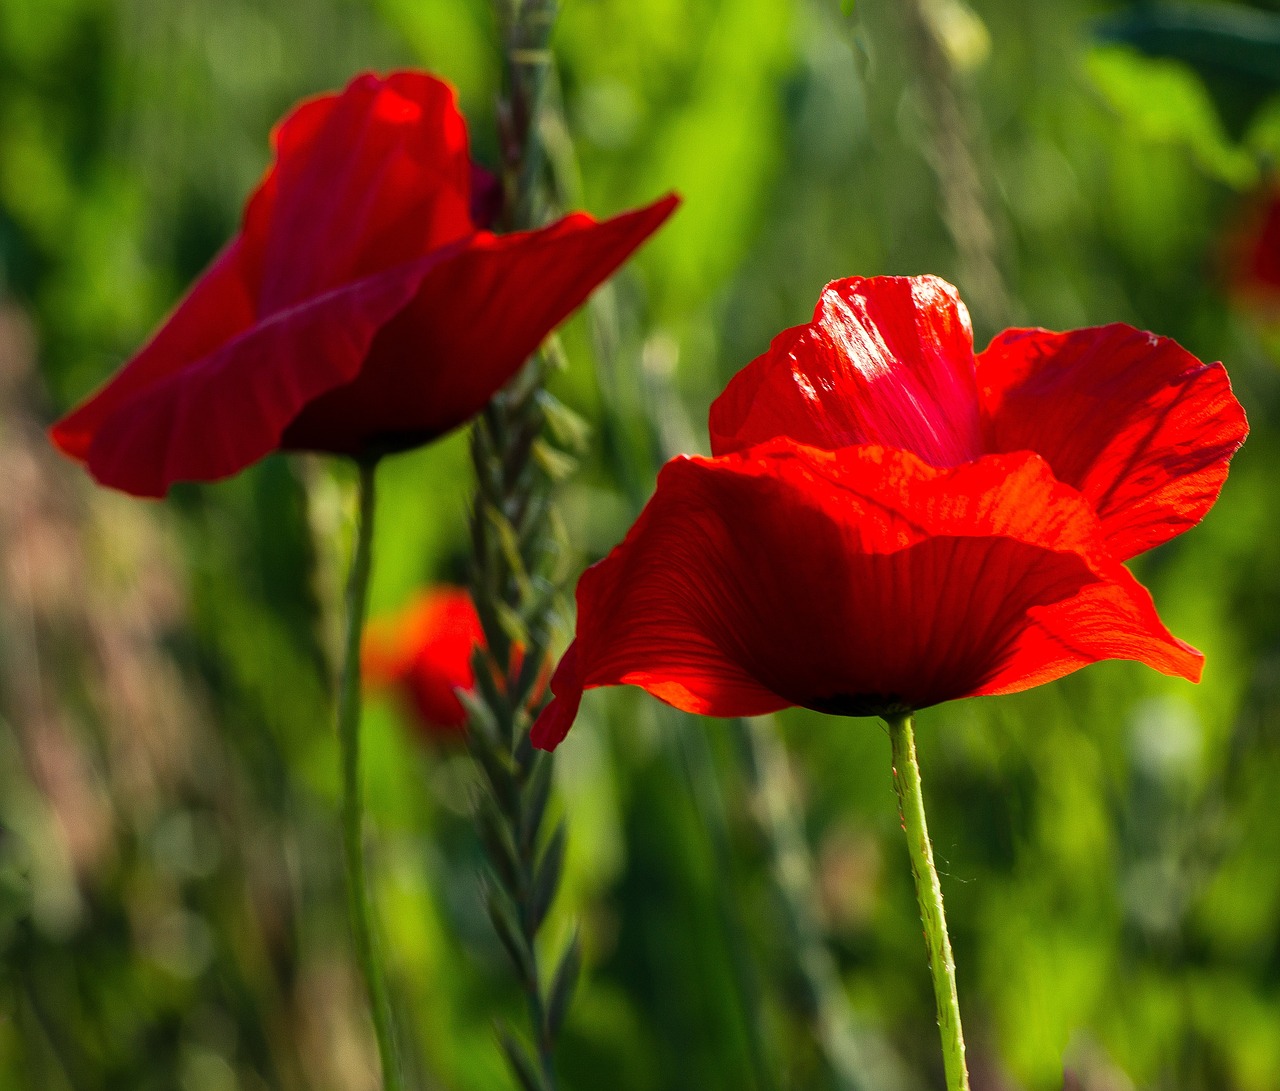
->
[[709, 276, 983, 465], [710, 276, 1246, 560], [50, 70, 677, 497], [531, 442, 1202, 750], [978, 324, 1249, 560], [535, 274, 1244, 750]]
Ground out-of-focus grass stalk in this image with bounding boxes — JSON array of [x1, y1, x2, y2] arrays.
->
[[901, 0, 1010, 331], [542, 61, 786, 1091], [885, 712, 969, 1091], [675, 723, 781, 1091], [336, 458, 404, 1091], [547, 89, 893, 1075], [739, 715, 899, 1091], [467, 2, 579, 1087]]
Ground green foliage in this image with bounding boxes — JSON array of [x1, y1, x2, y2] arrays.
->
[[3, 0, 1280, 1089]]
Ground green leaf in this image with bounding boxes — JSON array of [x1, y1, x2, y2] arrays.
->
[[1097, 4, 1280, 139], [1086, 45, 1258, 187]]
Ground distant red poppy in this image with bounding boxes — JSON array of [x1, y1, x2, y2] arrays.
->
[[531, 275, 1247, 750], [50, 71, 677, 497], [1225, 180, 1280, 312], [363, 587, 482, 740]]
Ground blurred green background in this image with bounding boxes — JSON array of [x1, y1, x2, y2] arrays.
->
[[3, 0, 1280, 1088]]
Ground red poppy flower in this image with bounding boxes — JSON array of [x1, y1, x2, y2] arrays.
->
[[531, 275, 1246, 750], [50, 71, 677, 498], [363, 587, 483, 740], [1225, 180, 1280, 312]]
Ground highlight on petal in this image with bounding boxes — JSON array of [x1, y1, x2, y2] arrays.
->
[[531, 441, 1199, 750], [281, 194, 681, 456], [709, 275, 983, 466], [256, 71, 474, 312], [978, 324, 1249, 560]]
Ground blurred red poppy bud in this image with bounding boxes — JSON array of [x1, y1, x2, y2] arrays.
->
[[1225, 179, 1280, 315], [364, 586, 545, 742], [362, 587, 483, 741]]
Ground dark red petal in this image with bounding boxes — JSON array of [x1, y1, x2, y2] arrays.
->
[[74, 247, 464, 497], [1225, 183, 1280, 307], [978, 324, 1249, 560], [50, 239, 257, 463], [975, 575, 1202, 697], [257, 71, 474, 313], [281, 195, 680, 456], [531, 644, 587, 751], [531, 442, 1200, 751], [709, 275, 984, 465]]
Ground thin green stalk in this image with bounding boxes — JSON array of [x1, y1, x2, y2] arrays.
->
[[901, 0, 1010, 332], [464, 3, 580, 1088], [738, 716, 883, 1091], [468, 375, 577, 1091], [675, 724, 779, 1091], [338, 457, 403, 1091], [885, 712, 968, 1091]]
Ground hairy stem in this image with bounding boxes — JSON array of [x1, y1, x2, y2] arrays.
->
[[338, 457, 403, 1091], [885, 711, 968, 1091]]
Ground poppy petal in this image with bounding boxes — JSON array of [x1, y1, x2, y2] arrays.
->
[[281, 194, 680, 456], [50, 239, 257, 463], [979, 324, 1249, 560], [51, 72, 678, 493], [257, 72, 474, 312], [76, 244, 467, 497], [531, 442, 1199, 751], [708, 275, 984, 466], [975, 575, 1202, 697]]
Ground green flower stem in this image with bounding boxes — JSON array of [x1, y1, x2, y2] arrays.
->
[[885, 711, 969, 1091], [337, 457, 403, 1091]]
